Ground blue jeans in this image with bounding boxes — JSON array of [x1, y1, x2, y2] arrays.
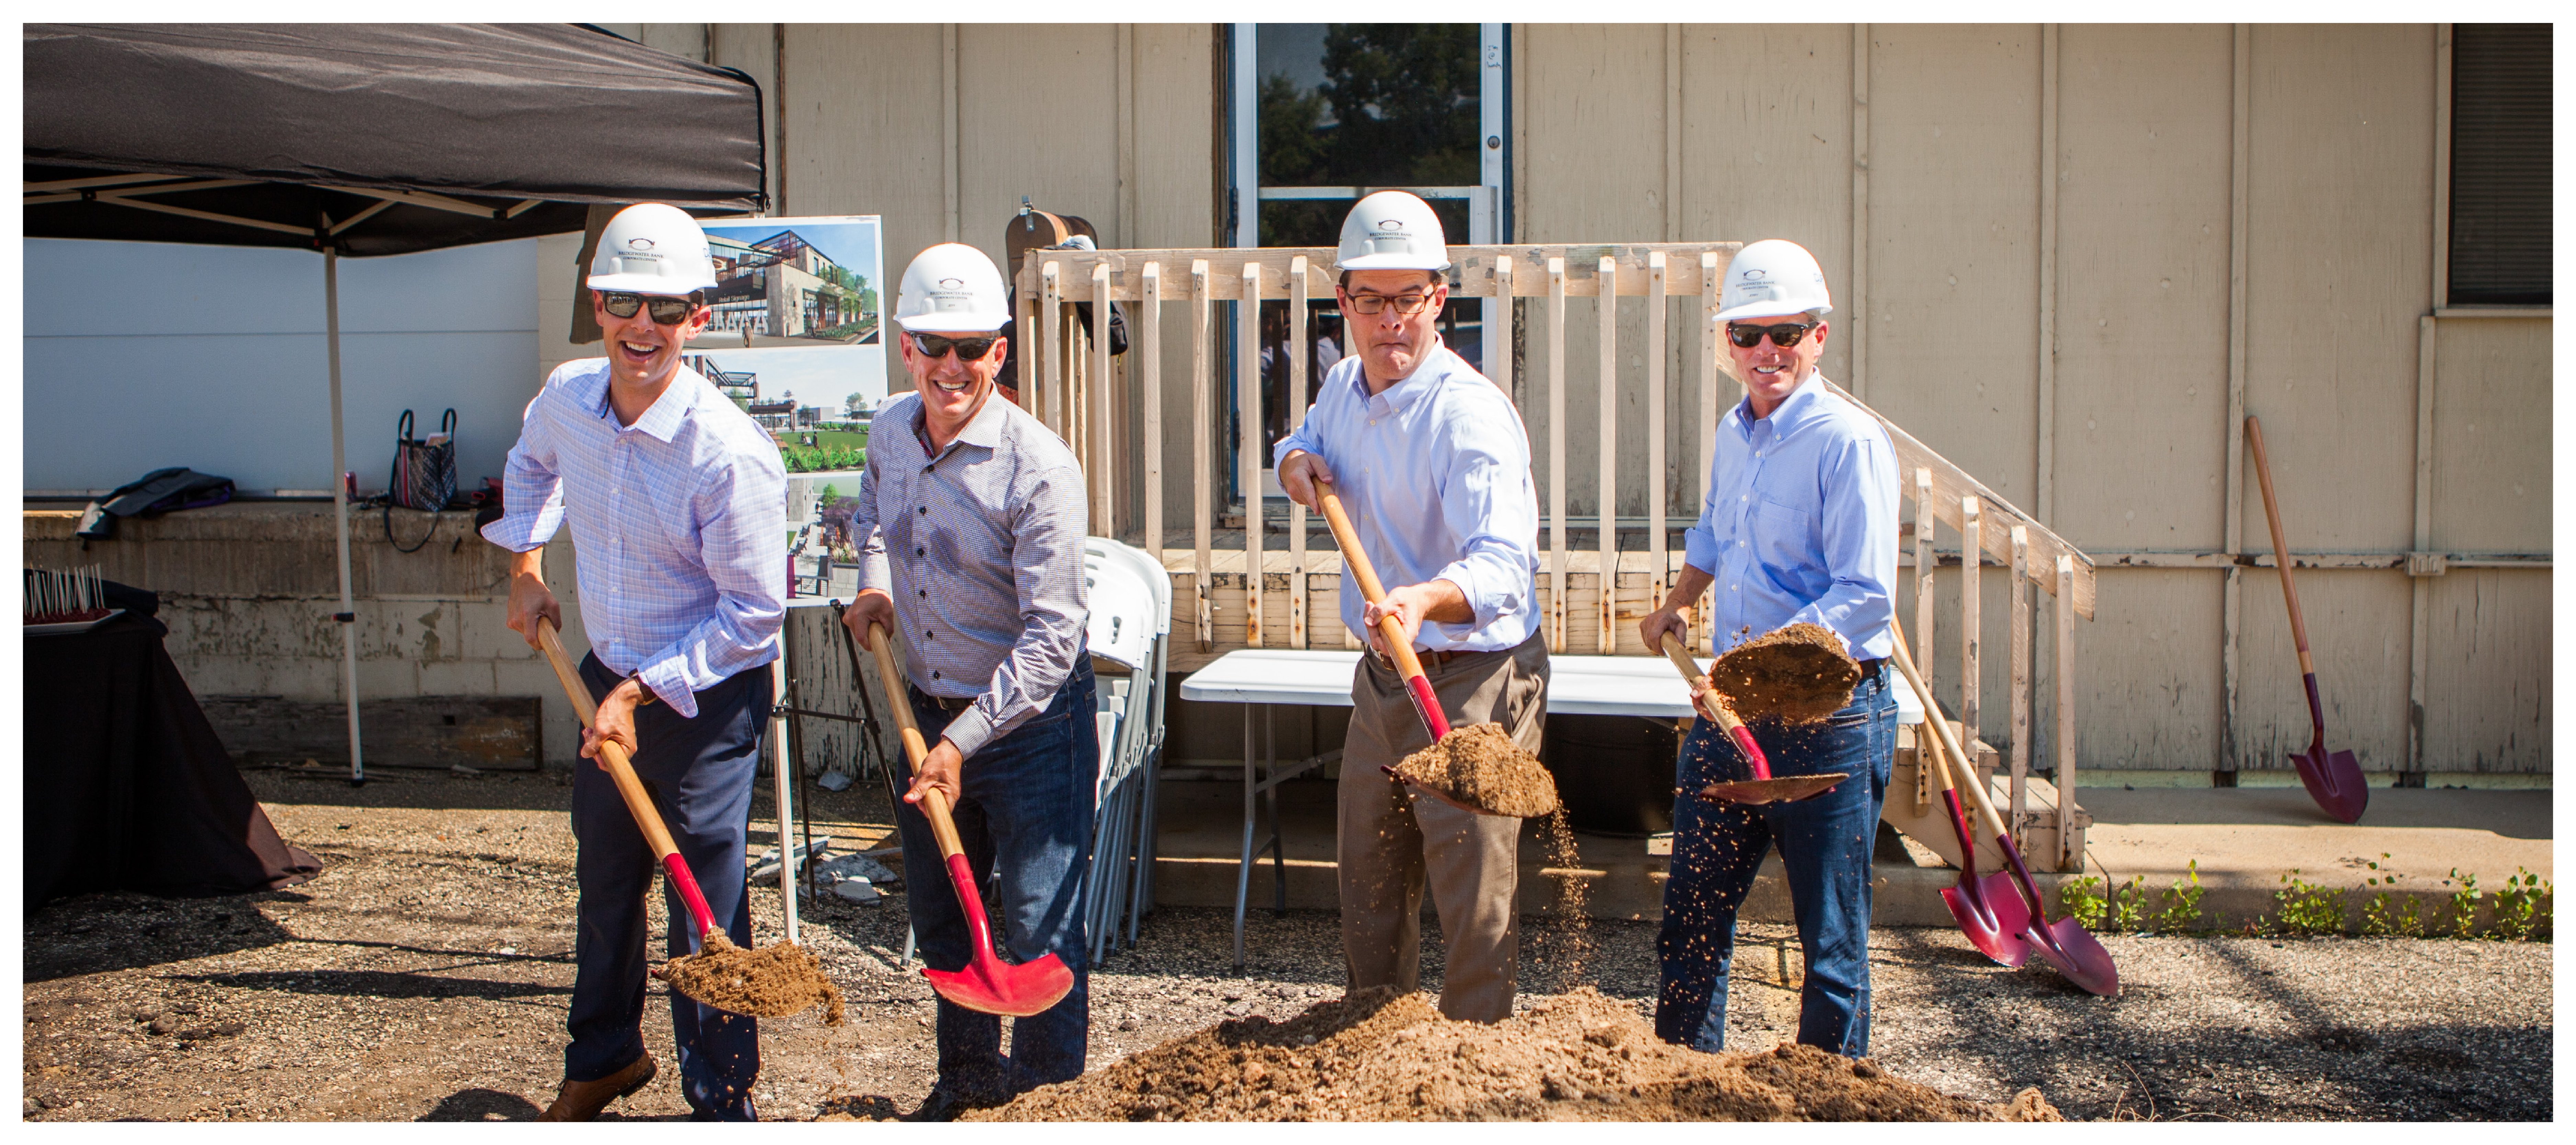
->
[[566, 653, 769, 1120], [1655, 661, 1896, 1056], [894, 655, 1097, 1100]]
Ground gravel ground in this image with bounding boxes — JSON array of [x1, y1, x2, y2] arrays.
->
[[19, 766, 2552, 1122]]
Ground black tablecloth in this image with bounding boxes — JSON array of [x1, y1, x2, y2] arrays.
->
[[24, 599, 320, 910]]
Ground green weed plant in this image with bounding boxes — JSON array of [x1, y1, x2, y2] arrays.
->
[[2150, 860, 2206, 934], [2486, 868, 2552, 942], [2359, 854, 2425, 938], [2444, 869, 2483, 939], [2273, 869, 2347, 936]]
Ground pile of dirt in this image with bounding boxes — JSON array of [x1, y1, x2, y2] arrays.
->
[[1390, 722, 1560, 818], [975, 988, 2059, 1122], [1710, 623, 1861, 725], [660, 933, 845, 1024]]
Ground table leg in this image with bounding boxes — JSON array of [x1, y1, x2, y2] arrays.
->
[[1234, 703, 1256, 972], [1266, 706, 1287, 918]]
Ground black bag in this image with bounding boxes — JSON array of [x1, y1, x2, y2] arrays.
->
[[389, 409, 458, 511], [75, 467, 236, 540]]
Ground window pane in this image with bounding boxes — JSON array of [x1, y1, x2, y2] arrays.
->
[[1258, 23, 1481, 189], [2450, 24, 2551, 305]]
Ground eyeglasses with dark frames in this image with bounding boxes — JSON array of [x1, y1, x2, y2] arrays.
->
[[910, 332, 1001, 361], [1726, 321, 1818, 349], [1342, 292, 1437, 316], [600, 291, 706, 325]]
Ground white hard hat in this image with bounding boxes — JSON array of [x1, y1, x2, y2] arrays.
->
[[894, 243, 1010, 333], [1713, 239, 1833, 324], [586, 203, 718, 294], [1336, 190, 1451, 273]]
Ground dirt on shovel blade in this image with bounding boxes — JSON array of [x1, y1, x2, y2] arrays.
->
[[660, 932, 845, 1024], [1710, 622, 1862, 725], [1390, 722, 1560, 818], [973, 987, 2059, 1122]]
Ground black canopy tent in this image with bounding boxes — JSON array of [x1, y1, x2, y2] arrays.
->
[[24, 23, 768, 783]]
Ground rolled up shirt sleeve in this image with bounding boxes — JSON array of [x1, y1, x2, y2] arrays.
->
[[941, 463, 1090, 758], [1426, 419, 1540, 640], [481, 391, 567, 553], [1783, 433, 1899, 660], [632, 449, 789, 717]]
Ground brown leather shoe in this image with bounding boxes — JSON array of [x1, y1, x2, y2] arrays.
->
[[538, 1053, 658, 1122]]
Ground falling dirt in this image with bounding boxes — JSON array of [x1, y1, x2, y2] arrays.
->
[[1390, 722, 1560, 818], [973, 987, 2059, 1122], [1710, 623, 1861, 725], [660, 932, 845, 1025], [1526, 809, 1594, 991]]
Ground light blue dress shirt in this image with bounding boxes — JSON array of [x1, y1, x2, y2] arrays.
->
[[483, 359, 788, 719], [1274, 343, 1541, 653], [1683, 373, 1898, 661]]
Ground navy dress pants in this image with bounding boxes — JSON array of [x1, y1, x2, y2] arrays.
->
[[566, 653, 770, 1120], [1655, 661, 1897, 1057]]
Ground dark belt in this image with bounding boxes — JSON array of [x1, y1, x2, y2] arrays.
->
[[1855, 657, 1888, 674], [909, 685, 975, 713], [1373, 647, 1466, 673]]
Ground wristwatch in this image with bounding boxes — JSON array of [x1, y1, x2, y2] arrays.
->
[[625, 670, 656, 708]]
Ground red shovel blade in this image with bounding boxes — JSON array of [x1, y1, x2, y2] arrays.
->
[[1942, 873, 2035, 968], [1697, 773, 1850, 805], [920, 852, 1075, 1018], [2292, 745, 2368, 824], [2022, 916, 2122, 997]]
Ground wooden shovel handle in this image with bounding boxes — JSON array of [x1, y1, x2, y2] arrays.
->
[[2245, 415, 2315, 672], [1656, 632, 1774, 781], [535, 620, 716, 938], [1888, 618, 2011, 841], [1312, 479, 1432, 684], [863, 623, 967, 860]]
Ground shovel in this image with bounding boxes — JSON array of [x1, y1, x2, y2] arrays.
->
[[1656, 632, 1848, 804], [865, 622, 1076, 1017], [1889, 622, 2119, 996], [1892, 618, 2033, 966], [1312, 479, 1541, 818], [535, 621, 841, 1021], [2245, 415, 2370, 824]]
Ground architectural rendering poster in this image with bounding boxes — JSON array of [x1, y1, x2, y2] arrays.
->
[[689, 215, 884, 599]]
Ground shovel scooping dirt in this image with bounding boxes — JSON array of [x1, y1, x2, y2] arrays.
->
[[535, 620, 844, 1023], [1312, 479, 1552, 818], [967, 987, 2060, 1122], [1707, 621, 1862, 725], [1387, 721, 1561, 818]]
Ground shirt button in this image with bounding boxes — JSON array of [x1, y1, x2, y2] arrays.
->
[[925, 630, 935, 640], [915, 547, 925, 557], [1740, 494, 1749, 502], [932, 670, 941, 680], [919, 589, 928, 597], [918, 506, 928, 515]]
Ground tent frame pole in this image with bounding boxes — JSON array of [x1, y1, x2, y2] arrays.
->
[[326, 252, 365, 785]]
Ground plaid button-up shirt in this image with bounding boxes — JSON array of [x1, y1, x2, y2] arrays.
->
[[482, 359, 787, 718], [857, 391, 1088, 759]]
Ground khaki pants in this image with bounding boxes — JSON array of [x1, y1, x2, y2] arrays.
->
[[1337, 628, 1549, 1022]]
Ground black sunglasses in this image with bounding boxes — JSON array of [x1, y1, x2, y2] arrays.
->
[[911, 332, 1001, 361], [601, 291, 705, 325], [1726, 321, 1817, 349]]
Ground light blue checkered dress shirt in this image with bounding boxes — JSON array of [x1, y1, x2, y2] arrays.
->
[[482, 359, 788, 719], [856, 391, 1088, 759]]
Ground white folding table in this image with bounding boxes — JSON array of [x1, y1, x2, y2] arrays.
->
[[1179, 648, 1922, 969]]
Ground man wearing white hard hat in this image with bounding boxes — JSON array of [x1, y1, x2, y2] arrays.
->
[[1275, 192, 1545, 1023], [483, 202, 787, 1120], [1636, 239, 1899, 1057], [839, 243, 1094, 1119]]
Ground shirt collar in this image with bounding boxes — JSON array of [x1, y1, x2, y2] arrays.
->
[[1348, 338, 1451, 413], [907, 387, 1011, 458], [598, 364, 703, 442], [1729, 372, 1832, 440]]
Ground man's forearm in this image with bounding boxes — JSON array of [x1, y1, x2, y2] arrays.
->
[[511, 548, 545, 580], [1660, 564, 1716, 613]]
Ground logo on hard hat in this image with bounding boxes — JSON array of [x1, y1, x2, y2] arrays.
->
[[627, 238, 656, 251], [1377, 219, 1405, 232], [1740, 268, 1767, 281], [939, 278, 966, 290]]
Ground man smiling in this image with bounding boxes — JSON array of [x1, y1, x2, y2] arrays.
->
[[840, 243, 1094, 1119], [1637, 238, 1899, 1058], [1275, 192, 1544, 1023], [484, 202, 787, 1120]]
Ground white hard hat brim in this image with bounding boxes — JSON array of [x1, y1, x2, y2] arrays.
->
[[893, 308, 1012, 334], [585, 272, 713, 295], [1335, 252, 1453, 273], [1713, 300, 1832, 325]]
